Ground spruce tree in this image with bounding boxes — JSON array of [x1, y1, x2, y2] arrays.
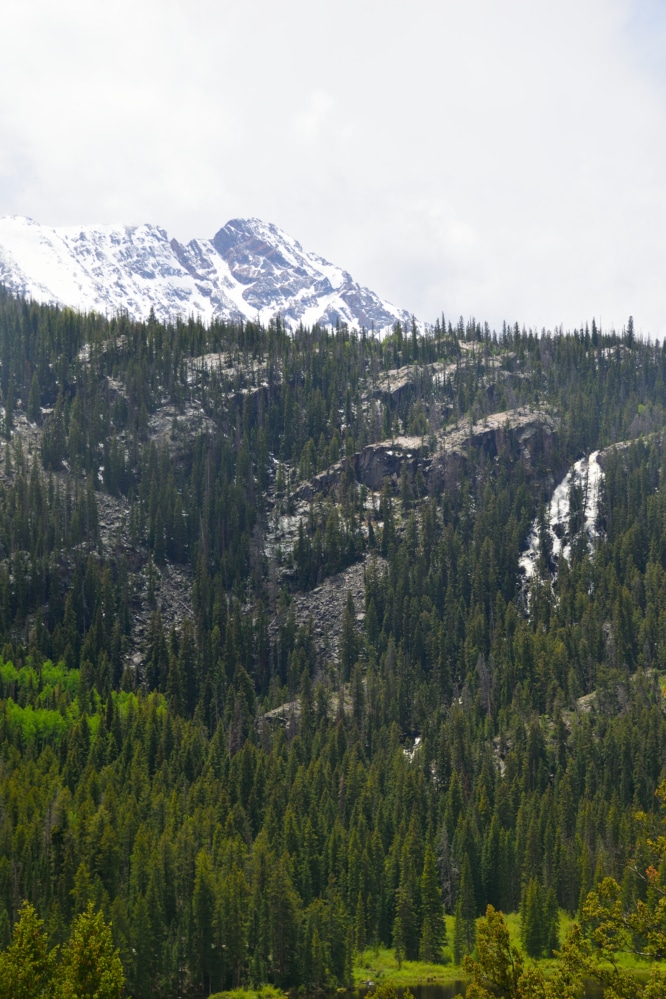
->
[[52, 903, 124, 999], [355, 891, 366, 953], [26, 372, 40, 424], [340, 590, 358, 680], [454, 854, 476, 963], [419, 841, 445, 961], [0, 902, 52, 999], [520, 877, 544, 958], [393, 881, 415, 967]]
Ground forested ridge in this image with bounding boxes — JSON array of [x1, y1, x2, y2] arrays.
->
[[0, 286, 665, 995]]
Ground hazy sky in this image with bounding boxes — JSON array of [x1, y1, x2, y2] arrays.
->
[[2, 0, 666, 335]]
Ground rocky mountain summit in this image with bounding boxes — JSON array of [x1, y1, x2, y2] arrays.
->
[[0, 215, 414, 333]]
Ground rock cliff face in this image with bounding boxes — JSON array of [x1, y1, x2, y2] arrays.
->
[[425, 409, 559, 490], [296, 408, 559, 501], [353, 436, 425, 491]]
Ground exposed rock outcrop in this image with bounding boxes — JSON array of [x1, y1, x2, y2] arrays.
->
[[269, 555, 385, 664], [295, 407, 559, 501], [366, 359, 458, 405]]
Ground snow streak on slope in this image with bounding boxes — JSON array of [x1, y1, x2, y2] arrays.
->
[[0, 216, 414, 334], [520, 451, 603, 581]]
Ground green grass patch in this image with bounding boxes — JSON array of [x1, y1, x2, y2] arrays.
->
[[352, 909, 666, 987], [502, 910, 666, 976], [210, 988, 288, 999], [501, 911, 574, 974], [353, 920, 465, 987]]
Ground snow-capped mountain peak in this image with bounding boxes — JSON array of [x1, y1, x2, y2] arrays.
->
[[0, 215, 414, 334]]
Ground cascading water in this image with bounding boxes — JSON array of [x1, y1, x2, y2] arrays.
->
[[519, 451, 603, 582]]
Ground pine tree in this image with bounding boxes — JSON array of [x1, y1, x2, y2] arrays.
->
[[453, 897, 465, 966], [340, 590, 358, 681], [27, 372, 40, 424], [355, 891, 366, 953], [393, 881, 415, 967], [3, 379, 14, 440], [419, 842, 445, 961], [41, 391, 66, 470], [268, 858, 300, 985], [193, 850, 218, 993], [453, 854, 476, 963], [52, 902, 124, 999], [0, 902, 52, 999], [481, 812, 502, 909], [520, 877, 545, 958], [543, 886, 559, 956]]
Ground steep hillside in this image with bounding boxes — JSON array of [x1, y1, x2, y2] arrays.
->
[[0, 292, 664, 996]]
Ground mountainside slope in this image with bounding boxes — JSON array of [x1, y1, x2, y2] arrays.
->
[[0, 292, 664, 996], [0, 215, 414, 332]]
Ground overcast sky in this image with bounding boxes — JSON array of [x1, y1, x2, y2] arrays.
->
[[2, 0, 666, 336]]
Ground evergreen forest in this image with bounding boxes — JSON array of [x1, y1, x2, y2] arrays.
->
[[0, 287, 665, 995]]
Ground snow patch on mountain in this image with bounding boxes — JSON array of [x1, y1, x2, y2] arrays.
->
[[0, 215, 415, 335]]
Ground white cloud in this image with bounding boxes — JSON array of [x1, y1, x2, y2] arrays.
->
[[291, 92, 336, 145]]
